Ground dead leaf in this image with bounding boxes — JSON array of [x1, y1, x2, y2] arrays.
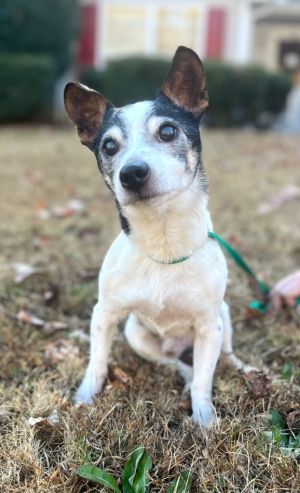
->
[[32, 235, 52, 250], [178, 399, 192, 413], [103, 380, 126, 394], [44, 340, 79, 364], [28, 409, 60, 428], [25, 170, 44, 185], [79, 268, 98, 281], [244, 305, 266, 319], [43, 321, 68, 334], [111, 367, 132, 385], [0, 263, 45, 283], [257, 185, 300, 215], [69, 329, 90, 343], [37, 199, 86, 220], [287, 410, 300, 433], [202, 447, 209, 458], [78, 227, 97, 240], [228, 234, 243, 246], [43, 284, 59, 305], [244, 371, 272, 398], [17, 309, 45, 327]]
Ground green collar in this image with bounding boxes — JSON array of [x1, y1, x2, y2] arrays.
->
[[150, 254, 191, 265], [148, 231, 300, 314]]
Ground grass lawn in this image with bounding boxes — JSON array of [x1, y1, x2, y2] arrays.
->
[[0, 126, 299, 492]]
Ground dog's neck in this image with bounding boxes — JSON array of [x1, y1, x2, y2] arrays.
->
[[123, 179, 212, 263]]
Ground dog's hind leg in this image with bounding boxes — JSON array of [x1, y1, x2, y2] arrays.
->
[[124, 314, 165, 362], [220, 301, 254, 373], [124, 314, 193, 383]]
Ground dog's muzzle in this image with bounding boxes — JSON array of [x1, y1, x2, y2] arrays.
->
[[119, 162, 150, 192]]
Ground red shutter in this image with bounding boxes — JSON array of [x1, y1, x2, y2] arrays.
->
[[78, 3, 97, 66], [206, 8, 226, 60]]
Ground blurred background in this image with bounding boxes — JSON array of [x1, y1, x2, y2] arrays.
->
[[1, 0, 300, 129], [1, 4, 300, 490]]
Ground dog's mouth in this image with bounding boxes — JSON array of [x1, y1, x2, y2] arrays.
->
[[121, 189, 181, 207]]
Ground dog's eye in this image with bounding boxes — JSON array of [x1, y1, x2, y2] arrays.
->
[[158, 124, 177, 142], [102, 138, 119, 156]]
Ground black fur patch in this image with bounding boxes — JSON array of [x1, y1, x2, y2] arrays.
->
[[154, 92, 202, 149], [154, 92, 208, 193], [115, 201, 131, 235], [91, 110, 131, 235], [92, 107, 127, 155]]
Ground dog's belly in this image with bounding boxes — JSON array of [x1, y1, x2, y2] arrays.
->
[[138, 311, 193, 337]]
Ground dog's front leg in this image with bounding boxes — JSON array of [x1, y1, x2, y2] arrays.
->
[[75, 302, 119, 405], [191, 319, 223, 428]]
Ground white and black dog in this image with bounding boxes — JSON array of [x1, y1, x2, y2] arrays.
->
[[64, 46, 252, 428]]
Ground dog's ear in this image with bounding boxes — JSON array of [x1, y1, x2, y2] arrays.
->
[[64, 82, 111, 147], [161, 46, 208, 118]]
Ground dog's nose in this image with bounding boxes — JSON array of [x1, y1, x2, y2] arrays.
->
[[119, 162, 150, 191]]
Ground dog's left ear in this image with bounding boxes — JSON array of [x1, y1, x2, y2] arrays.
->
[[64, 82, 111, 148], [161, 46, 208, 118]]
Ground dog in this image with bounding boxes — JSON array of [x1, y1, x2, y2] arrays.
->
[[64, 46, 252, 428]]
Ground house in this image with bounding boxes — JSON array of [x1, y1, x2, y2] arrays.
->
[[78, 0, 300, 72]]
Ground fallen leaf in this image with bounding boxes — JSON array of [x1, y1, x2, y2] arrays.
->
[[28, 409, 60, 428], [32, 235, 52, 250], [17, 309, 45, 327], [103, 381, 125, 394], [245, 370, 272, 398], [43, 284, 59, 305], [178, 399, 192, 413], [287, 410, 300, 434], [202, 448, 209, 458], [111, 367, 132, 385], [244, 305, 266, 319], [257, 185, 300, 215], [228, 234, 243, 246], [78, 227, 97, 240], [43, 321, 68, 334], [44, 340, 79, 364], [0, 263, 45, 283], [69, 329, 90, 343], [25, 170, 44, 185], [37, 199, 86, 220], [79, 268, 98, 281]]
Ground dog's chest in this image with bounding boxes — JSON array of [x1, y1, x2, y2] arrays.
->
[[137, 282, 196, 336], [122, 253, 225, 336], [101, 233, 227, 337]]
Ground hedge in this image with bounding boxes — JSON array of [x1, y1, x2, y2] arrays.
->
[[204, 62, 291, 127], [0, 0, 79, 75], [81, 58, 291, 128], [0, 54, 56, 122], [81, 57, 170, 107]]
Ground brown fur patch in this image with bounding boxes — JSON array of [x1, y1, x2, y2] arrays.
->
[[162, 46, 209, 117], [64, 82, 110, 147]]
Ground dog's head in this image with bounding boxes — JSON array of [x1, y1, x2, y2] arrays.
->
[[64, 46, 208, 230]]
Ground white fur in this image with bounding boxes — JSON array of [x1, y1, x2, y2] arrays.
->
[[76, 103, 252, 428]]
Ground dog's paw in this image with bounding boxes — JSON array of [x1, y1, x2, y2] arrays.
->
[[191, 395, 216, 429], [224, 353, 257, 375], [75, 371, 106, 405]]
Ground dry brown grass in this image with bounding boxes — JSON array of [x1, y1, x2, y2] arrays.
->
[[0, 126, 299, 492]]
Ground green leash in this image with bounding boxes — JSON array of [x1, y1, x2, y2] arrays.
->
[[153, 231, 300, 314], [208, 231, 270, 313], [209, 232, 300, 314]]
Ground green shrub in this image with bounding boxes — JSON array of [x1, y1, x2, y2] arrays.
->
[[0, 54, 56, 122], [204, 62, 291, 127], [81, 58, 291, 127], [0, 0, 79, 75], [81, 57, 170, 107]]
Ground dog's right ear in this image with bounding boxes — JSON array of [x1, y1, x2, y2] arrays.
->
[[64, 82, 111, 148], [161, 46, 208, 118]]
